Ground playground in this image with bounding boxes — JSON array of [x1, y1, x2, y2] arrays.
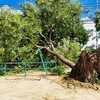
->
[[0, 71, 100, 100]]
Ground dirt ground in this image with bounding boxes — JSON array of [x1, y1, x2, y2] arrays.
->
[[0, 71, 100, 100]]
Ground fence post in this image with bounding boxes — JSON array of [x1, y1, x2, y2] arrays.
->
[[4, 64, 6, 76], [24, 63, 27, 77]]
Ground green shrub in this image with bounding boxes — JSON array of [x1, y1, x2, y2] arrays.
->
[[56, 38, 81, 63], [0, 71, 3, 75], [85, 46, 94, 53], [51, 66, 65, 76]]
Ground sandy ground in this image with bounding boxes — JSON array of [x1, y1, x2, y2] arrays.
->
[[0, 71, 100, 100]]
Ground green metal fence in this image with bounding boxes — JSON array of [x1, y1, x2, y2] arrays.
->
[[0, 49, 57, 76], [0, 61, 57, 76]]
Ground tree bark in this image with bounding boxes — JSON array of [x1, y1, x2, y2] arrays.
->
[[69, 50, 100, 82], [44, 47, 75, 68]]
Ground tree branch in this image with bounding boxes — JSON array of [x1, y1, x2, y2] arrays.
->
[[36, 45, 75, 68], [24, 37, 34, 45], [40, 32, 49, 44]]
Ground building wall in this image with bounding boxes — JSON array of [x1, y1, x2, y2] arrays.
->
[[82, 17, 100, 50]]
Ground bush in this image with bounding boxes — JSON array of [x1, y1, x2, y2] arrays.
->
[[0, 64, 4, 75], [0, 71, 3, 75], [56, 38, 81, 63], [51, 66, 65, 76], [85, 46, 94, 53]]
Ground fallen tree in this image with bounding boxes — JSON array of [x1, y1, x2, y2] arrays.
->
[[0, 1, 100, 84], [14, 1, 100, 83], [37, 43, 100, 83]]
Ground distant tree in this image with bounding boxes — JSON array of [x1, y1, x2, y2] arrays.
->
[[95, 11, 100, 48], [95, 11, 100, 31]]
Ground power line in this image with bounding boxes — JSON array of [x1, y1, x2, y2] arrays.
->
[[0, 3, 99, 7], [0, 3, 100, 10]]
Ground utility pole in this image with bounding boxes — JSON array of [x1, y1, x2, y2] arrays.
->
[[96, 0, 99, 49]]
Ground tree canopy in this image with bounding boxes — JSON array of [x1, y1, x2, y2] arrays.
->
[[0, 5, 40, 62], [36, 0, 89, 45], [0, 0, 89, 64]]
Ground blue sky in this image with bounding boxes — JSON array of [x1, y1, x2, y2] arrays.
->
[[0, 0, 98, 6], [0, 0, 35, 5], [0, 0, 99, 18], [80, 0, 100, 17]]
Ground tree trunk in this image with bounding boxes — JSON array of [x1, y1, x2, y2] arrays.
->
[[44, 48, 75, 68], [37, 45, 75, 68], [70, 50, 100, 82], [51, 51, 75, 68]]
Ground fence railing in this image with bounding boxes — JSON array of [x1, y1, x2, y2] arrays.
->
[[0, 62, 57, 76]]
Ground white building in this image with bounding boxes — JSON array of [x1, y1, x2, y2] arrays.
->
[[82, 17, 100, 49]]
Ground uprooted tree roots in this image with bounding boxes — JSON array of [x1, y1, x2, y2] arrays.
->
[[70, 49, 100, 83]]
